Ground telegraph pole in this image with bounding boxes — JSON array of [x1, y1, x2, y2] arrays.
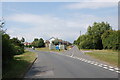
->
[[79, 30, 81, 50]]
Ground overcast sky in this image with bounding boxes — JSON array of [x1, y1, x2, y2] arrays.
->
[[2, 1, 118, 43]]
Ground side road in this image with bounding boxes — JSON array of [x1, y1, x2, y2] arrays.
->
[[61, 46, 116, 67], [51, 46, 120, 73]]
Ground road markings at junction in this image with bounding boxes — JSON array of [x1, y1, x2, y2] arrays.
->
[[52, 51, 120, 74]]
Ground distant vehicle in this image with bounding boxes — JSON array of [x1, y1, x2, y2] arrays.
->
[[32, 46, 35, 50]]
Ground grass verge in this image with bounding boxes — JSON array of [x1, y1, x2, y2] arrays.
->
[[36, 47, 64, 52], [3, 50, 37, 78], [84, 50, 118, 66]]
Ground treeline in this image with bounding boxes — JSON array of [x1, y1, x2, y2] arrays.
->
[[74, 22, 119, 50], [52, 38, 71, 46], [2, 34, 25, 67], [1, 21, 25, 68], [32, 38, 45, 48], [27, 38, 72, 48]]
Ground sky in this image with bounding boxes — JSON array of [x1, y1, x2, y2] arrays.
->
[[1, 1, 118, 43]]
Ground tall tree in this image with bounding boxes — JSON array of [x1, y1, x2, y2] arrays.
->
[[87, 22, 112, 49], [38, 38, 45, 47], [21, 37, 25, 43], [75, 22, 112, 49], [32, 38, 45, 48], [34, 38, 39, 41], [101, 30, 119, 50]]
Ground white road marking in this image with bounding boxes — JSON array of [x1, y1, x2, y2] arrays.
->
[[109, 66, 114, 69], [90, 62, 94, 64], [98, 65, 102, 67], [103, 65, 108, 67], [114, 68, 119, 70], [87, 61, 91, 63], [52, 52, 119, 73], [84, 60, 88, 62], [103, 67, 108, 69], [115, 71, 120, 73], [109, 69, 114, 71], [94, 63, 98, 66]]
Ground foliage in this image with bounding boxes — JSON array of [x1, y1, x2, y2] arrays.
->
[[74, 22, 117, 50], [52, 39, 59, 45], [38, 38, 45, 47], [52, 39, 71, 46], [32, 38, 45, 48], [0, 18, 5, 34], [1, 19, 26, 76], [101, 30, 120, 50], [3, 50, 37, 78], [2, 34, 25, 67], [77, 35, 94, 49], [2, 34, 15, 63], [21, 37, 25, 42], [10, 37, 24, 54]]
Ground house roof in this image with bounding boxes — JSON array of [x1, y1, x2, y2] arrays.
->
[[48, 37, 56, 40]]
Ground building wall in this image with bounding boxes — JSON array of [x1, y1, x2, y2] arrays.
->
[[49, 43, 65, 50]]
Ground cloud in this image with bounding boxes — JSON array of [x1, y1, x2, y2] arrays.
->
[[6, 13, 84, 42], [6, 13, 117, 42], [84, 0, 119, 2], [65, 2, 117, 9], [1, 0, 119, 2]]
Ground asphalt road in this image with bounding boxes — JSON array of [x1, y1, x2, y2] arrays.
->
[[24, 48, 118, 78]]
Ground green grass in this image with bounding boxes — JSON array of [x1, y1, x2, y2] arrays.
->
[[3, 50, 37, 78], [84, 50, 119, 66], [36, 47, 64, 52]]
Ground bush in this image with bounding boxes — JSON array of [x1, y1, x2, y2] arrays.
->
[[101, 30, 119, 50], [14, 46, 24, 55], [74, 22, 112, 50], [32, 38, 45, 48], [2, 34, 14, 67], [2, 34, 25, 68]]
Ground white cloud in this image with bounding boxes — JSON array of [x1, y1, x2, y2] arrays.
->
[[1, 0, 119, 2], [6, 13, 117, 42], [6, 13, 84, 42], [84, 0, 119, 2], [65, 2, 117, 9]]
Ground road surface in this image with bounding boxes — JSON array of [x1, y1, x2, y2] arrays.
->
[[24, 48, 118, 78]]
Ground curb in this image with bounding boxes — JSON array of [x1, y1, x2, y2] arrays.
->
[[22, 53, 38, 78]]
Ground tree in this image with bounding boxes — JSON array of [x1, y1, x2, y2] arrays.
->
[[101, 30, 119, 50], [34, 38, 39, 41], [0, 18, 5, 34], [10, 37, 24, 54], [75, 22, 112, 49], [1, 19, 25, 75], [52, 39, 59, 45], [87, 26, 92, 35], [21, 37, 25, 43], [2, 34, 15, 67], [87, 22, 112, 49], [32, 38, 45, 48], [38, 38, 45, 47]]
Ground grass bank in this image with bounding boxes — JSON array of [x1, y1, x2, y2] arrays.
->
[[3, 50, 37, 78], [36, 47, 64, 52], [84, 49, 119, 67]]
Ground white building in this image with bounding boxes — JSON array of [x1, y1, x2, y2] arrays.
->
[[49, 37, 56, 44], [45, 37, 65, 50]]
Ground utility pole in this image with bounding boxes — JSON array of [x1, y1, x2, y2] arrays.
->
[[79, 30, 81, 50]]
